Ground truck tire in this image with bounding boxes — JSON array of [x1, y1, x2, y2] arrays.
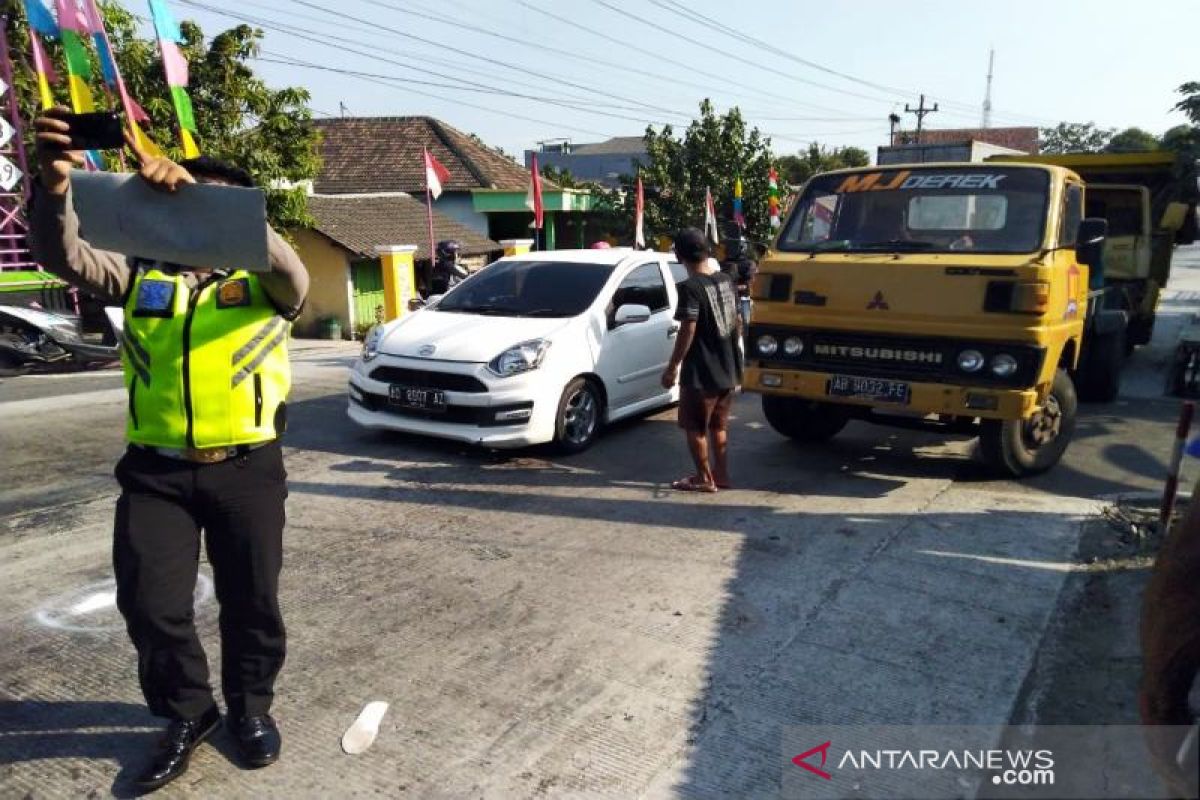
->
[[1076, 327, 1125, 403], [979, 369, 1077, 477], [762, 395, 848, 442]]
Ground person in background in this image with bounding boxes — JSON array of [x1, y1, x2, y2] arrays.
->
[[720, 234, 757, 324], [661, 227, 743, 493], [29, 107, 307, 792], [430, 239, 468, 296]]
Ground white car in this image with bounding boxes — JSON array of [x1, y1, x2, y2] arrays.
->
[[347, 249, 690, 452]]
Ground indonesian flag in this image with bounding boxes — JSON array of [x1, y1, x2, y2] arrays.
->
[[526, 153, 544, 229], [704, 186, 720, 244], [634, 176, 645, 249], [424, 147, 451, 200]]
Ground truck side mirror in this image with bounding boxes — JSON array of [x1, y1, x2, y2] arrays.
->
[[1075, 217, 1108, 269]]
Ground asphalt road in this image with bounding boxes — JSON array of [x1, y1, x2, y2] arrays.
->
[[2, 248, 1198, 798]]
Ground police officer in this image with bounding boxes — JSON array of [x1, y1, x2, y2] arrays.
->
[[29, 108, 308, 791], [430, 239, 468, 296]]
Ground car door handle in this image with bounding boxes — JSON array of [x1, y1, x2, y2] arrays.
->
[[668, 324, 681, 338]]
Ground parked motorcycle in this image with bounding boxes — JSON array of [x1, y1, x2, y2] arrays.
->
[[0, 304, 119, 373]]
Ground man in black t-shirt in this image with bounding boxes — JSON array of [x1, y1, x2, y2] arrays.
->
[[661, 228, 743, 493]]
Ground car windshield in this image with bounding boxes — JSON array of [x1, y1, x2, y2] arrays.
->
[[435, 259, 616, 317], [778, 167, 1050, 255]]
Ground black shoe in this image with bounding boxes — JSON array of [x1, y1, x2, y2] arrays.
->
[[234, 714, 281, 768], [134, 705, 221, 791]]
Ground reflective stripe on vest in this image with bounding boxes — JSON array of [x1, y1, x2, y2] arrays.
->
[[121, 268, 291, 449]]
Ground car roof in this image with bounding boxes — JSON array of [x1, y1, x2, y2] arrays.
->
[[499, 248, 669, 266]]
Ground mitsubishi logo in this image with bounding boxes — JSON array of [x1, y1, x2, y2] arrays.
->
[[417, 344, 436, 357], [867, 291, 890, 310], [792, 740, 833, 780]]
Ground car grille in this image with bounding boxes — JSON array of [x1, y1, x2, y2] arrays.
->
[[805, 332, 949, 377], [368, 366, 488, 393], [351, 392, 531, 427]]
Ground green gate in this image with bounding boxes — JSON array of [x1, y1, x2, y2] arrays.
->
[[351, 259, 386, 332]]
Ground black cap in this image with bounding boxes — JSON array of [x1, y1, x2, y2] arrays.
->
[[672, 227, 709, 264], [436, 240, 462, 255]]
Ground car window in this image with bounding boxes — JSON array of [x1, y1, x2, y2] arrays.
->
[[668, 261, 688, 290], [612, 263, 669, 312], [436, 260, 615, 317]]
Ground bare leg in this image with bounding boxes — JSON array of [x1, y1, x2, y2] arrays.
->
[[685, 429, 715, 487], [709, 427, 730, 488]]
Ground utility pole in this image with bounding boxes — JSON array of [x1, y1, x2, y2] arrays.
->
[[0, 18, 34, 272], [888, 113, 901, 146], [904, 94, 939, 145], [339, 101, 350, 118], [981, 48, 995, 129]]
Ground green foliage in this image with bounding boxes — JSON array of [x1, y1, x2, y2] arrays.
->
[[1038, 122, 1114, 154], [1164, 84, 1200, 161], [777, 144, 869, 187], [1174, 82, 1200, 125], [1104, 127, 1159, 153], [618, 99, 777, 246], [4, 3, 320, 229]]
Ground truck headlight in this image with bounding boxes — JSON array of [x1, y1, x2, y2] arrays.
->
[[991, 353, 1019, 377], [487, 339, 551, 377], [957, 349, 985, 373], [756, 335, 778, 356], [783, 336, 804, 356], [361, 325, 385, 363]]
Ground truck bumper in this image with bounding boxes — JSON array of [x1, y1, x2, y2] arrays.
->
[[743, 366, 1042, 421]]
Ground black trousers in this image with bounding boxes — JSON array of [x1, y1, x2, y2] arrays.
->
[[112, 442, 288, 722]]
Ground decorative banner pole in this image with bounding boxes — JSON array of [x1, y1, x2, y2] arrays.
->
[[54, 0, 95, 112], [526, 153, 544, 251], [768, 167, 781, 229], [732, 176, 745, 231], [703, 186, 719, 245], [423, 147, 451, 280], [147, 0, 200, 157], [84, 0, 162, 156], [634, 175, 645, 249]]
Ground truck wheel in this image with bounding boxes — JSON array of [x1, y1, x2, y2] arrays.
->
[[1076, 328, 1125, 403], [762, 395, 848, 442], [979, 369, 1077, 477]]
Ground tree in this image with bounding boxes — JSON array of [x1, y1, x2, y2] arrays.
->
[[4, 3, 320, 228], [777, 144, 869, 187], [1038, 122, 1114, 154], [619, 99, 777, 245], [1105, 127, 1159, 153], [1161, 124, 1200, 160], [1174, 81, 1200, 125]]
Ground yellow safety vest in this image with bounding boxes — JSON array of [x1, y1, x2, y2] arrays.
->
[[121, 267, 292, 449]]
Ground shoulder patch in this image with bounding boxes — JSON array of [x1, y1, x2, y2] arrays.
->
[[216, 278, 252, 309], [132, 278, 177, 318]]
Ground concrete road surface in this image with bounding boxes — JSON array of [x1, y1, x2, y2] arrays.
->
[[3, 247, 1199, 798]]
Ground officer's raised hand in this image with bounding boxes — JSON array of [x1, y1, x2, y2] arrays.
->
[[33, 106, 85, 196], [125, 129, 196, 193]]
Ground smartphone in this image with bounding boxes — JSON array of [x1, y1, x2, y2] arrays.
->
[[63, 112, 124, 151]]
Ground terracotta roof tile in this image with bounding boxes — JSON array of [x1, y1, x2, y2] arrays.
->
[[306, 194, 500, 262], [314, 117, 548, 194], [897, 126, 1039, 153]]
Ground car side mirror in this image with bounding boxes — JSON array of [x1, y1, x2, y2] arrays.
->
[[614, 304, 652, 325], [1075, 217, 1107, 269]]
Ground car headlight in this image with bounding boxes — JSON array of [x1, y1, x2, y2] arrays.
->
[[487, 339, 551, 377], [991, 353, 1019, 378], [957, 349, 985, 373], [783, 336, 804, 356], [361, 324, 385, 363], [756, 335, 779, 356]]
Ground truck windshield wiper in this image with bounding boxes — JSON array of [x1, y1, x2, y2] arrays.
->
[[805, 239, 851, 257], [856, 239, 937, 251]]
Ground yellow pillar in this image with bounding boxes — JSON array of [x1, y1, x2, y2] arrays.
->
[[376, 245, 419, 322], [500, 239, 534, 257]]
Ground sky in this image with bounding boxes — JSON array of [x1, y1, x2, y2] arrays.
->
[[152, 0, 1197, 161]]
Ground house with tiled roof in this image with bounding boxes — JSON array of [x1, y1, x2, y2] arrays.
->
[[893, 126, 1039, 153], [313, 116, 595, 247]]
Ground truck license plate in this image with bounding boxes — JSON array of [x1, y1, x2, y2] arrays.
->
[[826, 375, 911, 405], [388, 385, 447, 411]]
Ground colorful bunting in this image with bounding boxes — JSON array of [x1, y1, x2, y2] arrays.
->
[[29, 30, 57, 110], [24, 0, 60, 38], [526, 153, 544, 230], [768, 167, 781, 229], [54, 0, 90, 34], [147, 0, 199, 157], [732, 176, 745, 230], [84, 0, 163, 157]]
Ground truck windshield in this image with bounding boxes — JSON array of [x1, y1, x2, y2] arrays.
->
[[779, 167, 1050, 255]]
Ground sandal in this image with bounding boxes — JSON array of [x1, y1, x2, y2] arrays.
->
[[672, 476, 718, 493]]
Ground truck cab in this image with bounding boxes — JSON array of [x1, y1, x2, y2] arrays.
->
[[747, 155, 1197, 476]]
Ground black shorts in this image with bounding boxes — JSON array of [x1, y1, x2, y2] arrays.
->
[[678, 387, 734, 432]]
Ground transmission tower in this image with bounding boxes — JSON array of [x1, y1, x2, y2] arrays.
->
[[981, 48, 995, 129], [0, 18, 34, 272]]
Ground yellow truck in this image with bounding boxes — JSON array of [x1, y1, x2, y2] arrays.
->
[[745, 153, 1197, 476]]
